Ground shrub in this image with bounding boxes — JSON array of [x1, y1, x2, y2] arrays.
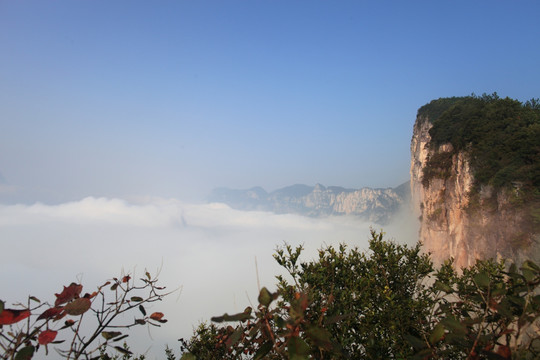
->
[[181, 231, 540, 359], [0, 271, 170, 359]]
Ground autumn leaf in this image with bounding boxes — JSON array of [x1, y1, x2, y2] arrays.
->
[[149, 311, 168, 323], [37, 307, 64, 321], [122, 275, 131, 283], [496, 345, 511, 359], [55, 283, 82, 306], [149, 312, 165, 321], [0, 309, 31, 325], [64, 298, 91, 316], [83, 292, 97, 299], [38, 330, 58, 345], [60, 319, 76, 329]]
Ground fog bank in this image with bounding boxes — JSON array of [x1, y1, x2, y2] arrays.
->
[[1, 197, 418, 358]]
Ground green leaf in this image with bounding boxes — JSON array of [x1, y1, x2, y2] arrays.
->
[[112, 334, 130, 342], [508, 263, 517, 274], [15, 346, 35, 360], [225, 328, 243, 348], [434, 280, 453, 293], [522, 260, 540, 272], [179, 354, 196, 360], [410, 348, 433, 360], [288, 337, 310, 359], [404, 334, 427, 350], [211, 307, 252, 323], [522, 268, 535, 282], [139, 305, 146, 316], [508, 295, 526, 308], [0, 300, 4, 314], [275, 316, 285, 328], [324, 313, 352, 325], [254, 341, 273, 360], [29, 296, 40, 303], [113, 346, 132, 355], [441, 317, 467, 336], [474, 272, 490, 288], [130, 296, 144, 302], [306, 326, 333, 350], [258, 287, 273, 307], [102, 331, 122, 340], [429, 323, 445, 344], [64, 298, 91, 316]]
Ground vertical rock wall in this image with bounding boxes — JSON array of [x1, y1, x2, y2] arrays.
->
[[410, 115, 538, 268]]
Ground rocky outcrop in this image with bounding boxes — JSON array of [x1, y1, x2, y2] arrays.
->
[[410, 114, 538, 268], [209, 183, 407, 224]]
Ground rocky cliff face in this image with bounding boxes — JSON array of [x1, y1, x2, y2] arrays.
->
[[209, 183, 408, 224], [410, 114, 538, 268]]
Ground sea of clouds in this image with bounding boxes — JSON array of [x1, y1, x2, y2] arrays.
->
[[0, 197, 417, 358]]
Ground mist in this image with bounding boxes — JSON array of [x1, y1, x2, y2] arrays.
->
[[1, 196, 418, 358]]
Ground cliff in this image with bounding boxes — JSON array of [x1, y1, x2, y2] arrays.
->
[[411, 95, 540, 268], [209, 183, 408, 224]]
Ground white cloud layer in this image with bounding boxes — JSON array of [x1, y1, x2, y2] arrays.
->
[[1, 197, 417, 358]]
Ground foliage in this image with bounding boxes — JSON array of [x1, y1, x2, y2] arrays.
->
[[275, 230, 434, 359], [180, 231, 540, 359], [0, 271, 170, 359], [421, 150, 454, 187], [409, 259, 540, 359], [419, 93, 540, 195], [179, 286, 337, 359]]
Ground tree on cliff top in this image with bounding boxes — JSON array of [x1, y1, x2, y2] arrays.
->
[[418, 93, 540, 192]]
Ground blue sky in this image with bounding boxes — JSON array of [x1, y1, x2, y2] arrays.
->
[[1, 0, 539, 203]]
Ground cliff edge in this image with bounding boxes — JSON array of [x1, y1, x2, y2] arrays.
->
[[410, 95, 540, 268]]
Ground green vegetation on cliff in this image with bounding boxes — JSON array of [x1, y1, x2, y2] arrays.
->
[[419, 93, 540, 191]]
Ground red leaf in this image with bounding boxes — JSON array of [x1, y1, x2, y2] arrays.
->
[[496, 345, 511, 359], [83, 291, 97, 299], [149, 312, 164, 321], [55, 283, 82, 307], [122, 275, 131, 283], [38, 330, 58, 345], [37, 307, 64, 321], [0, 309, 31, 325], [64, 298, 91, 316]]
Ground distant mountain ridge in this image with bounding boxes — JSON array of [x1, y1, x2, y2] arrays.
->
[[208, 182, 410, 224]]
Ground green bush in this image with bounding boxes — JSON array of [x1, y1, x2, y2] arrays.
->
[[181, 231, 540, 359]]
